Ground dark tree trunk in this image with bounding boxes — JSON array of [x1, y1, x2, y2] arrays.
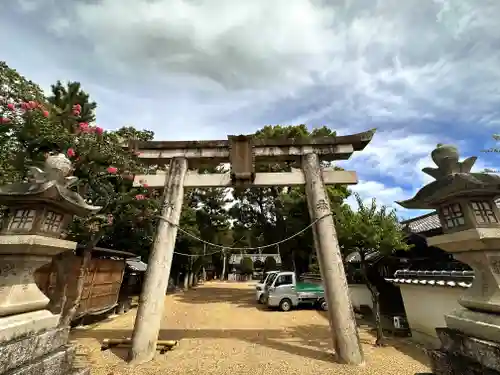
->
[[360, 259, 386, 346]]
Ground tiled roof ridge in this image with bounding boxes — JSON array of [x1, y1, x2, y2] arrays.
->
[[400, 211, 439, 225], [385, 269, 474, 289]]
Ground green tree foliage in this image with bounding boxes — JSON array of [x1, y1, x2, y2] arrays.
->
[[0, 61, 47, 184], [49, 81, 97, 126], [240, 256, 254, 275], [335, 193, 410, 346], [263, 256, 277, 272]]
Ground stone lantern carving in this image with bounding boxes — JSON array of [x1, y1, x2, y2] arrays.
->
[[0, 152, 100, 341], [398, 144, 500, 375]]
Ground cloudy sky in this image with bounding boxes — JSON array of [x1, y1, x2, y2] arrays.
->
[[2, 0, 500, 219]]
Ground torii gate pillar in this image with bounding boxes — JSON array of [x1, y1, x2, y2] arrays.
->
[[129, 157, 187, 364], [128, 130, 375, 366]]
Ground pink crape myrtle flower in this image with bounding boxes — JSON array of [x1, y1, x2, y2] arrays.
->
[[135, 194, 146, 200], [72, 104, 82, 116], [67, 148, 76, 158], [142, 183, 149, 188], [107, 166, 118, 174], [0, 117, 11, 124], [7, 103, 15, 110], [42, 110, 49, 118], [95, 126, 104, 135]]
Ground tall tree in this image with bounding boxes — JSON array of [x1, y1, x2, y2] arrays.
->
[[335, 193, 410, 346], [49, 80, 97, 126]]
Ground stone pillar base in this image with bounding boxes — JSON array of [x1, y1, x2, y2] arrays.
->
[[0, 310, 59, 342], [445, 308, 500, 343], [0, 322, 89, 375], [426, 327, 500, 375]]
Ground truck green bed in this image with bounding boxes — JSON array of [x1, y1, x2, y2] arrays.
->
[[296, 282, 324, 293]]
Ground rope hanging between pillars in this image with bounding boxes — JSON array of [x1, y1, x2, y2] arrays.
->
[[160, 212, 333, 256]]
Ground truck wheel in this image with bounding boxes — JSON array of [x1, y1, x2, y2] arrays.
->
[[319, 298, 328, 311], [279, 298, 292, 312], [258, 294, 266, 304]]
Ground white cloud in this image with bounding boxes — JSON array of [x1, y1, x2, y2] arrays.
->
[[41, 0, 338, 92], [339, 130, 441, 188], [12, 0, 500, 135], [347, 180, 407, 209], [4, 0, 500, 221]]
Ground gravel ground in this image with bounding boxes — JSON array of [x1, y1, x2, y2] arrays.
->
[[70, 282, 430, 375]]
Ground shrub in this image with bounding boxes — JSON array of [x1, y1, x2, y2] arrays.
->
[[263, 256, 277, 272], [240, 256, 254, 275]]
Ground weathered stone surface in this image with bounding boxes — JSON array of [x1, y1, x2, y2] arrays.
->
[[0, 236, 77, 318], [445, 308, 500, 343], [437, 328, 500, 372], [3, 345, 75, 375], [0, 327, 69, 374], [68, 368, 90, 375], [429, 350, 500, 375], [0, 310, 59, 342], [428, 349, 453, 375]]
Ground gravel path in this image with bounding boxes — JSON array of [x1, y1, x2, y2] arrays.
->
[[70, 281, 430, 375]]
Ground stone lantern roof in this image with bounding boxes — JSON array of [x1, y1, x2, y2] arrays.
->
[[0, 179, 101, 217], [0, 153, 101, 238], [397, 144, 500, 210], [0, 153, 101, 217]]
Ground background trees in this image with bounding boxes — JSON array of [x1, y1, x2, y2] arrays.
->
[[335, 193, 410, 345]]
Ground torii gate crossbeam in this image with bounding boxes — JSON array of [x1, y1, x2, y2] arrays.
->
[[128, 130, 375, 366]]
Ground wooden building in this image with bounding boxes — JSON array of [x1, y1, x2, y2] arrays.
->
[[35, 246, 147, 321]]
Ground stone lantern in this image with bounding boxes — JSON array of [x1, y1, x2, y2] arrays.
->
[[398, 144, 500, 375], [0, 153, 100, 375]]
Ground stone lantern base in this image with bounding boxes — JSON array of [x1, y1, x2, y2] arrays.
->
[[426, 327, 500, 375], [0, 325, 89, 375], [0, 236, 89, 375]]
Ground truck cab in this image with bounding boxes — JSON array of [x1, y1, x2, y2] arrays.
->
[[255, 270, 279, 303], [265, 271, 327, 312]]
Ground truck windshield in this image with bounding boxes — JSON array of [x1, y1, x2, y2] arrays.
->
[[265, 273, 277, 285]]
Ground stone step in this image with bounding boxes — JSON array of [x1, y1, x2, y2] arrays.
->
[[3, 345, 75, 375], [0, 327, 69, 374]]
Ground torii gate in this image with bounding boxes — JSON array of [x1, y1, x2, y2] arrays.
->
[[128, 130, 375, 365]]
